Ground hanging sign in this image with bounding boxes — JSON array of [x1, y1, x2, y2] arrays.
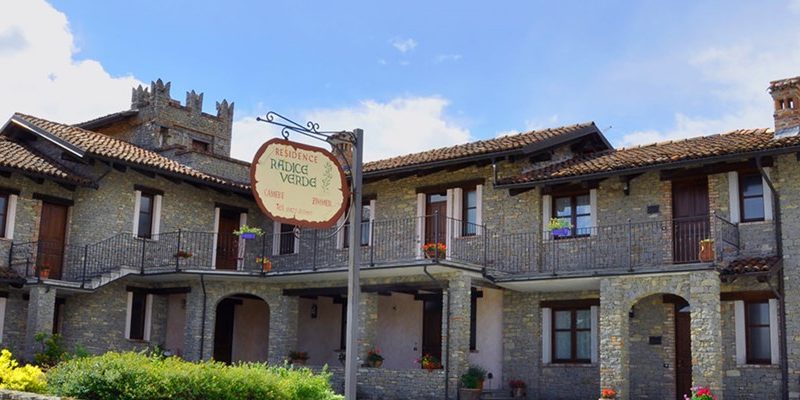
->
[[250, 138, 349, 229]]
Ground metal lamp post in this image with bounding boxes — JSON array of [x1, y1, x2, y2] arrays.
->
[[257, 113, 363, 400]]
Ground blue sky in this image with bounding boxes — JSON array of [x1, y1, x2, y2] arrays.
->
[[2, 1, 800, 161]]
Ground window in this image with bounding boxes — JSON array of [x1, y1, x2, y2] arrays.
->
[[462, 189, 478, 236], [740, 174, 765, 222], [552, 308, 591, 363], [343, 202, 373, 248], [0, 194, 7, 238], [126, 292, 151, 341], [279, 223, 296, 255], [469, 289, 479, 351], [553, 193, 591, 237], [745, 301, 771, 364], [137, 193, 155, 238], [191, 139, 210, 152]]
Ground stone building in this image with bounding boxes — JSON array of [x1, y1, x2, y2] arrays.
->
[[0, 76, 798, 399]]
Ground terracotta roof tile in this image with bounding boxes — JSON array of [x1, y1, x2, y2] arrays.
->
[[363, 122, 598, 173], [720, 256, 781, 275], [0, 137, 90, 185], [12, 113, 247, 191], [501, 128, 800, 185]]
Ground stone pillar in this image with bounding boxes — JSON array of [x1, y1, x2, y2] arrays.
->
[[689, 270, 723, 399], [182, 280, 208, 361], [24, 285, 56, 360], [600, 277, 630, 399], [502, 291, 538, 395], [446, 274, 471, 399], [358, 292, 379, 361], [267, 290, 298, 364]]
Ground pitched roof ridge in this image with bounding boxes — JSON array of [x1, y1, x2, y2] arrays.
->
[[612, 127, 772, 152], [364, 121, 596, 167], [73, 109, 138, 128]]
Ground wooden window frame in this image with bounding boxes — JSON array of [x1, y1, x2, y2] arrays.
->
[[552, 192, 591, 238], [462, 187, 478, 237], [744, 300, 771, 365], [343, 201, 373, 248], [739, 173, 765, 223], [551, 307, 592, 364], [0, 193, 8, 238], [137, 192, 155, 239]]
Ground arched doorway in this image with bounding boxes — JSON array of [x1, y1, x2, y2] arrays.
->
[[213, 294, 270, 363], [628, 293, 691, 400]]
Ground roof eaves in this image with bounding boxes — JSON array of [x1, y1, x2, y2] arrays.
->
[[8, 116, 85, 158], [520, 123, 609, 155], [496, 144, 800, 189], [363, 147, 524, 178], [75, 110, 138, 129]]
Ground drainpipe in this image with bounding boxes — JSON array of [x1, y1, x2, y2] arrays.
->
[[423, 266, 451, 399], [199, 274, 208, 361], [756, 157, 788, 400]]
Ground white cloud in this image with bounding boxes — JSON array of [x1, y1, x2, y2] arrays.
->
[[619, 30, 800, 147], [435, 54, 462, 63], [0, 0, 141, 123], [391, 38, 417, 53], [231, 96, 471, 163]]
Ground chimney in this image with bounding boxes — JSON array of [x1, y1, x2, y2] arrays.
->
[[328, 132, 354, 172], [769, 76, 800, 138]]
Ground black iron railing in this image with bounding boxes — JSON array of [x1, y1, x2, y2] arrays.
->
[[5, 212, 753, 286]]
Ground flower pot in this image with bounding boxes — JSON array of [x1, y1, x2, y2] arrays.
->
[[459, 388, 482, 400], [512, 387, 526, 398], [241, 232, 257, 240], [551, 228, 571, 238], [290, 358, 306, 365], [39, 269, 50, 279], [369, 360, 383, 368], [262, 262, 272, 272], [699, 241, 715, 262]]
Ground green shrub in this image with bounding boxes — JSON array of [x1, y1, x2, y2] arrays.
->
[[0, 349, 47, 393], [46, 351, 343, 400]]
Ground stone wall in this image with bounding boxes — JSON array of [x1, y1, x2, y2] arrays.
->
[[321, 366, 447, 400], [0, 389, 61, 400], [720, 300, 782, 399], [629, 294, 676, 399]]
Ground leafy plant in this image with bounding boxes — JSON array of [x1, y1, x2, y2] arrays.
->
[[366, 348, 383, 362], [0, 349, 46, 393], [46, 351, 343, 400], [33, 332, 68, 367], [460, 365, 487, 389], [416, 353, 440, 370], [233, 225, 264, 237], [547, 218, 571, 231], [422, 242, 446, 258], [685, 387, 716, 400]]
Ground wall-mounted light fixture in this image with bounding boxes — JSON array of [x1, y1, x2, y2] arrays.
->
[[311, 304, 318, 319]]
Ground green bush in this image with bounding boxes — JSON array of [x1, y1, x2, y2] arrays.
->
[[0, 349, 47, 393], [46, 352, 342, 400]]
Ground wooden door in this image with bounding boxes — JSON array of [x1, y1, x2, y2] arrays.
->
[[213, 298, 237, 363], [215, 210, 239, 270], [675, 307, 692, 399], [672, 178, 709, 263], [38, 202, 68, 279], [421, 298, 443, 364], [425, 194, 447, 245]]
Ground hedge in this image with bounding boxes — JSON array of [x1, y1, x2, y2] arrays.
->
[[46, 352, 342, 400]]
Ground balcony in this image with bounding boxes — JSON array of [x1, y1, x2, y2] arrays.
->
[[4, 213, 763, 287]]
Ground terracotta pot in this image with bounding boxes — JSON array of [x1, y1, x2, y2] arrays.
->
[[512, 387, 526, 398], [39, 269, 50, 279], [459, 388, 481, 400], [290, 358, 307, 365], [369, 360, 383, 368], [699, 241, 715, 262], [262, 262, 272, 272]]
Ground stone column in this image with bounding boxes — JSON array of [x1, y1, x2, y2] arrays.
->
[[182, 279, 208, 361], [267, 290, 298, 364], [24, 285, 56, 360], [358, 292, 379, 361], [600, 277, 630, 399], [689, 270, 723, 399], [502, 291, 538, 394], [446, 274, 471, 399]]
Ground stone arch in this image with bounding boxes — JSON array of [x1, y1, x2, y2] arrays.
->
[[618, 274, 691, 313], [212, 292, 270, 363]]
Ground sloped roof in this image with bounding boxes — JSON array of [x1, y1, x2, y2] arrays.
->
[[74, 110, 138, 130], [0, 136, 91, 185], [500, 128, 800, 185], [363, 122, 604, 173], [9, 114, 247, 191], [719, 256, 781, 276]]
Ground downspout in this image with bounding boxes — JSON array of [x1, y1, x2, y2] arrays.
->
[[756, 157, 788, 400], [423, 266, 451, 399], [199, 274, 208, 360]]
